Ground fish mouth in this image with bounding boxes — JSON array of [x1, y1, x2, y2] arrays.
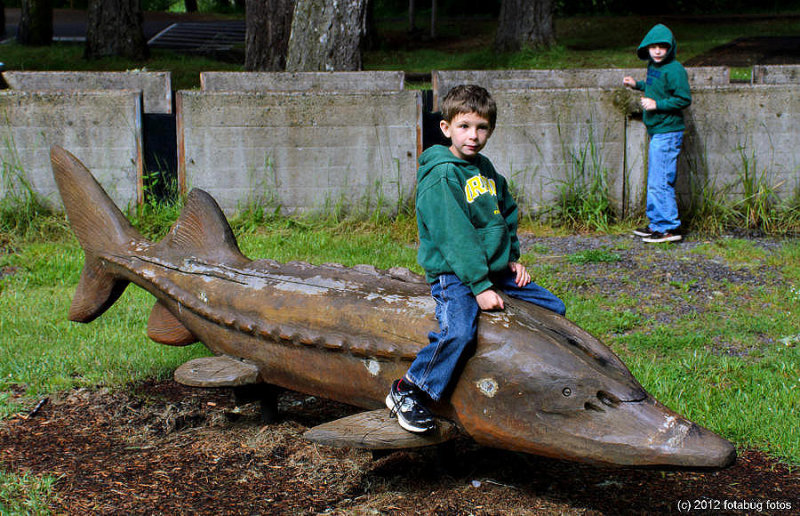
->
[[535, 397, 737, 468]]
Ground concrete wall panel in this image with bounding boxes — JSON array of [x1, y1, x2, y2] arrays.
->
[[752, 65, 800, 84], [433, 68, 729, 109], [2, 71, 173, 114], [479, 88, 626, 213], [200, 71, 405, 92], [178, 90, 421, 214], [678, 85, 800, 202], [0, 90, 143, 209]]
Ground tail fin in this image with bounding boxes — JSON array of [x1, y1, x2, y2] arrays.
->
[[50, 146, 141, 322]]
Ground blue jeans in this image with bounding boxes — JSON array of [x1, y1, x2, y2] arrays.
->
[[405, 271, 566, 401], [646, 131, 683, 233]]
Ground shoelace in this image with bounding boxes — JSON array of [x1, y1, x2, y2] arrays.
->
[[388, 391, 413, 418]]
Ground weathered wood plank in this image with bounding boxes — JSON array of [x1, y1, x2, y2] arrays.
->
[[304, 409, 458, 450], [174, 356, 260, 387]]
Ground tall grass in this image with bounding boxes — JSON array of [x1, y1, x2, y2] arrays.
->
[[0, 135, 60, 241], [731, 146, 783, 233], [681, 145, 799, 236], [550, 123, 616, 232]]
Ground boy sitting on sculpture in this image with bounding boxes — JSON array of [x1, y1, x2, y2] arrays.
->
[[386, 84, 566, 434]]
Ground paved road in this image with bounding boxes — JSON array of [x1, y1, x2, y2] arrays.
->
[[2, 8, 244, 51]]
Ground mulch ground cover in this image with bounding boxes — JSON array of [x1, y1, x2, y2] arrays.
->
[[1, 379, 797, 515]]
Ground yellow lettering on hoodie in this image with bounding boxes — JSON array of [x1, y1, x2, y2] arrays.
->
[[465, 175, 497, 204]]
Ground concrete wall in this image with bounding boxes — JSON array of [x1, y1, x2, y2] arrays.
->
[[2, 71, 173, 114], [752, 65, 800, 84], [200, 71, 405, 92], [177, 90, 422, 214], [478, 88, 628, 213], [432, 67, 729, 110], [2, 68, 797, 218], [676, 85, 800, 204], [0, 90, 143, 209]]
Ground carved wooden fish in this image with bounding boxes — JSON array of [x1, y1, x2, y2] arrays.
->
[[51, 145, 735, 467]]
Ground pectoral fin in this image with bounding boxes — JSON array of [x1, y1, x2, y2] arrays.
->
[[304, 409, 458, 450], [147, 301, 198, 346], [174, 356, 260, 387]]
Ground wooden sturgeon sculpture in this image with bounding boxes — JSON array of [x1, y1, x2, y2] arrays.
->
[[51, 145, 736, 467]]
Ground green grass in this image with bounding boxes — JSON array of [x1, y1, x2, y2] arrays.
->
[[3, 13, 800, 90], [366, 13, 800, 72], [2, 205, 800, 510], [0, 43, 243, 91], [0, 469, 58, 515], [565, 247, 621, 264]]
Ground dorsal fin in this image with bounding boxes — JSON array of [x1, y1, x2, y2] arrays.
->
[[147, 301, 198, 346], [155, 189, 250, 266]]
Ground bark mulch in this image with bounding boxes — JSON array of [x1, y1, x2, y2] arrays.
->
[[1, 379, 797, 515]]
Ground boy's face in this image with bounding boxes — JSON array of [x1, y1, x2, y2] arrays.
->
[[440, 112, 492, 161], [648, 43, 669, 63]]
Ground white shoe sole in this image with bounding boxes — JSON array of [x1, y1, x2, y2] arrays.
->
[[642, 234, 682, 243]]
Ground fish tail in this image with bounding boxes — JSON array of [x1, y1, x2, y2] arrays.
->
[[50, 146, 141, 322]]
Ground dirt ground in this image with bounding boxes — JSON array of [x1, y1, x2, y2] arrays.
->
[[2, 234, 799, 515]]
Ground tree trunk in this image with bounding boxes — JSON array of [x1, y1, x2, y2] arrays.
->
[[0, 0, 6, 41], [408, 0, 415, 32], [285, 0, 368, 72], [85, 0, 148, 60], [184, 0, 198, 12], [494, 0, 555, 52], [430, 0, 436, 38], [16, 0, 53, 46], [244, 0, 294, 71]]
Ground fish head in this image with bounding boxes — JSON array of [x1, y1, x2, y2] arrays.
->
[[448, 300, 736, 467]]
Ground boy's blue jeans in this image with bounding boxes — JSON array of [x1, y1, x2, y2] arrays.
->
[[646, 131, 683, 233], [405, 270, 566, 402]]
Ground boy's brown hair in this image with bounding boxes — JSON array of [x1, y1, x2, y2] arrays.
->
[[440, 84, 497, 130]]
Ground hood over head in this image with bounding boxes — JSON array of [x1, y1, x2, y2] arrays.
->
[[637, 24, 677, 63]]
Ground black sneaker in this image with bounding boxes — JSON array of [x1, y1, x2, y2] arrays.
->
[[386, 379, 435, 434], [632, 226, 654, 237], [642, 231, 682, 243]]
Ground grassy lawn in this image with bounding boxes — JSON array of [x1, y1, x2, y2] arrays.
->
[[1, 210, 799, 510], [1, 13, 799, 89]]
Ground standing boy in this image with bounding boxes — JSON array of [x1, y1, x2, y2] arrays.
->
[[623, 24, 692, 243], [385, 85, 566, 434]]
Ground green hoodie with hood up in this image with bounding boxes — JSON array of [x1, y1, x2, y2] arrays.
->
[[415, 144, 520, 296], [633, 24, 692, 135]]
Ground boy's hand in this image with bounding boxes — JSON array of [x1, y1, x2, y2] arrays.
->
[[641, 97, 657, 111], [509, 261, 531, 287], [476, 289, 504, 311], [622, 76, 636, 88]]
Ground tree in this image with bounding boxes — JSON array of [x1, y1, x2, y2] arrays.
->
[[184, 0, 198, 12], [0, 0, 5, 41], [494, 0, 555, 52], [285, 0, 369, 72], [85, 0, 148, 60], [16, 0, 53, 46], [244, 0, 295, 71]]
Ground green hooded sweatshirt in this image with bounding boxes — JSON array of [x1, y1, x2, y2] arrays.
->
[[415, 144, 520, 296], [633, 24, 692, 135]]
